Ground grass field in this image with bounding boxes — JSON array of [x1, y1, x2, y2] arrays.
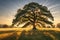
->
[[0, 28, 60, 40]]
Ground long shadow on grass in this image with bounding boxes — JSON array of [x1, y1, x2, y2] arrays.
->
[[1, 30, 60, 40], [48, 30, 60, 40], [1, 32, 17, 40], [18, 30, 53, 40]]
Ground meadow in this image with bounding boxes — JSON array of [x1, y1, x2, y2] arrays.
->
[[0, 28, 60, 40]]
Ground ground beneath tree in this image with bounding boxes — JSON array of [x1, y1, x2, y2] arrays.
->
[[18, 29, 60, 40], [0, 29, 60, 40]]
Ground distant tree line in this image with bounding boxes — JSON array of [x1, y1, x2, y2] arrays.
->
[[0, 23, 60, 28], [0, 24, 9, 28]]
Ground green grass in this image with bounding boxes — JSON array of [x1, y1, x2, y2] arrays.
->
[[18, 30, 59, 40], [0, 29, 60, 40]]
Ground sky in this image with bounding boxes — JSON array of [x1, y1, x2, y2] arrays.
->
[[0, 0, 60, 25]]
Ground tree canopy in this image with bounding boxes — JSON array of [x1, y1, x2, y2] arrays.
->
[[12, 2, 54, 29]]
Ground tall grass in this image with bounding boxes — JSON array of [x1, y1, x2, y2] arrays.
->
[[0, 28, 60, 40]]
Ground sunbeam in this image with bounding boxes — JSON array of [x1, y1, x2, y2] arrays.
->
[[0, 0, 60, 25], [42, 0, 49, 6], [51, 10, 60, 13], [39, 0, 47, 5], [50, 7, 60, 13], [48, 4, 60, 10]]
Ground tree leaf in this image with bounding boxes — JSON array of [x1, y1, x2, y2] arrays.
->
[[22, 22, 30, 28]]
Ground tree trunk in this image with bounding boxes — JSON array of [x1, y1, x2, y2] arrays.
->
[[33, 23, 36, 30], [32, 10, 36, 30]]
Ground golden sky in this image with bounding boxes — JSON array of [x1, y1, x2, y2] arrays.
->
[[0, 0, 60, 25]]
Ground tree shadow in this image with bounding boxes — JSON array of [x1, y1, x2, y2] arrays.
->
[[1, 30, 60, 40], [48, 30, 60, 40], [1, 32, 17, 40], [18, 30, 53, 40]]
